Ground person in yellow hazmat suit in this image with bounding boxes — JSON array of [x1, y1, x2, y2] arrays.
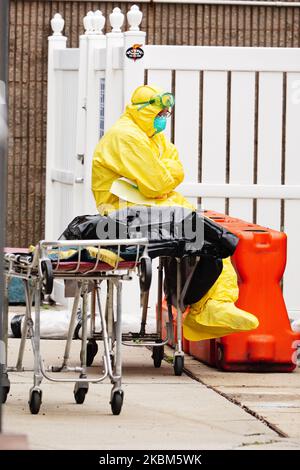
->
[[92, 85, 259, 341]]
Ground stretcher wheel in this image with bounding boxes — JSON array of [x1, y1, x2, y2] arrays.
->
[[111, 390, 124, 415], [174, 355, 184, 376], [152, 345, 164, 368], [139, 257, 152, 292], [74, 386, 88, 404], [41, 259, 53, 295], [86, 340, 98, 367], [29, 390, 42, 415]]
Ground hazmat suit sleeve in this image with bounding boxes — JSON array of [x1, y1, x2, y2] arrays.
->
[[158, 134, 184, 189], [104, 132, 183, 199]]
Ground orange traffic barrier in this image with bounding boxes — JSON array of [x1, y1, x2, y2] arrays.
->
[[190, 210, 300, 372], [161, 211, 300, 372]]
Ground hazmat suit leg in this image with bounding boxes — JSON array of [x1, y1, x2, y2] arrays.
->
[[183, 257, 259, 341]]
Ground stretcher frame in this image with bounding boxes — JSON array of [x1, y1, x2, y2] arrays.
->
[[2, 238, 185, 415]]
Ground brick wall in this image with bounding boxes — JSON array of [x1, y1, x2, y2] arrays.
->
[[7, 0, 300, 246]]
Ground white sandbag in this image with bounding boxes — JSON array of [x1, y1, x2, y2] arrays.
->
[[10, 309, 101, 340]]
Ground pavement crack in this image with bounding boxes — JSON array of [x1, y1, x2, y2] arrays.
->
[[179, 364, 289, 439], [235, 439, 280, 448]]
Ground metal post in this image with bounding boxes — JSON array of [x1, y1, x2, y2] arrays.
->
[[15, 281, 31, 371], [156, 258, 163, 339], [140, 290, 149, 337], [115, 282, 122, 381], [80, 282, 88, 376], [62, 282, 82, 368], [0, 0, 9, 434], [176, 259, 183, 355]]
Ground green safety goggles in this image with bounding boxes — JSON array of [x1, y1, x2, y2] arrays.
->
[[132, 92, 175, 112]]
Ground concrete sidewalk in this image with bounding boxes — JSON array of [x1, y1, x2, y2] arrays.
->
[[181, 350, 300, 448], [3, 338, 300, 450]]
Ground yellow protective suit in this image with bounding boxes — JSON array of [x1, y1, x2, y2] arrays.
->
[[92, 85, 193, 214], [92, 85, 259, 341]]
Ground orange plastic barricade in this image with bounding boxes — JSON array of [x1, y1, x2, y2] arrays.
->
[[162, 211, 300, 372]]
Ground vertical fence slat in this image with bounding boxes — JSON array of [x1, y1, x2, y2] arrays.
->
[[174, 70, 200, 208], [75, 34, 88, 159], [283, 72, 300, 321], [256, 72, 282, 230], [201, 70, 227, 213], [84, 34, 106, 214], [104, 32, 124, 131], [73, 32, 87, 217], [62, 72, 78, 172], [53, 69, 79, 236], [54, 70, 63, 171], [229, 71, 255, 221]]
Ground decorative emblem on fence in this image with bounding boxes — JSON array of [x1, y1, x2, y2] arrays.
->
[[126, 44, 144, 61]]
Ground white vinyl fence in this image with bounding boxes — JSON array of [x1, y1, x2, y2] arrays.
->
[[46, 6, 300, 321]]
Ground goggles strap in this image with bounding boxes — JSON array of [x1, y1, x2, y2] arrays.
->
[[137, 102, 151, 111]]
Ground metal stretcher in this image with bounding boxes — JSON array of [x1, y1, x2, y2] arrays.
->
[[2, 238, 185, 415]]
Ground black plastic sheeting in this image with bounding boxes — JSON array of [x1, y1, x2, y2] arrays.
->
[[60, 207, 239, 307], [60, 206, 238, 260]]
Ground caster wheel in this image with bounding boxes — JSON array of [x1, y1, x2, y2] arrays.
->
[[1, 386, 10, 404], [87, 340, 98, 367], [111, 390, 124, 415], [74, 387, 88, 404], [139, 257, 152, 292], [152, 345, 164, 368], [41, 259, 53, 295], [29, 390, 42, 415], [174, 355, 184, 376]]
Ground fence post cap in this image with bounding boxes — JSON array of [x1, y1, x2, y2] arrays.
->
[[127, 5, 143, 32], [93, 10, 106, 35], [83, 11, 94, 35], [109, 7, 124, 33], [50, 13, 64, 36]]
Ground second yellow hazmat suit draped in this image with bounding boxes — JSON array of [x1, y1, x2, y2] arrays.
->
[[92, 85, 259, 341]]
